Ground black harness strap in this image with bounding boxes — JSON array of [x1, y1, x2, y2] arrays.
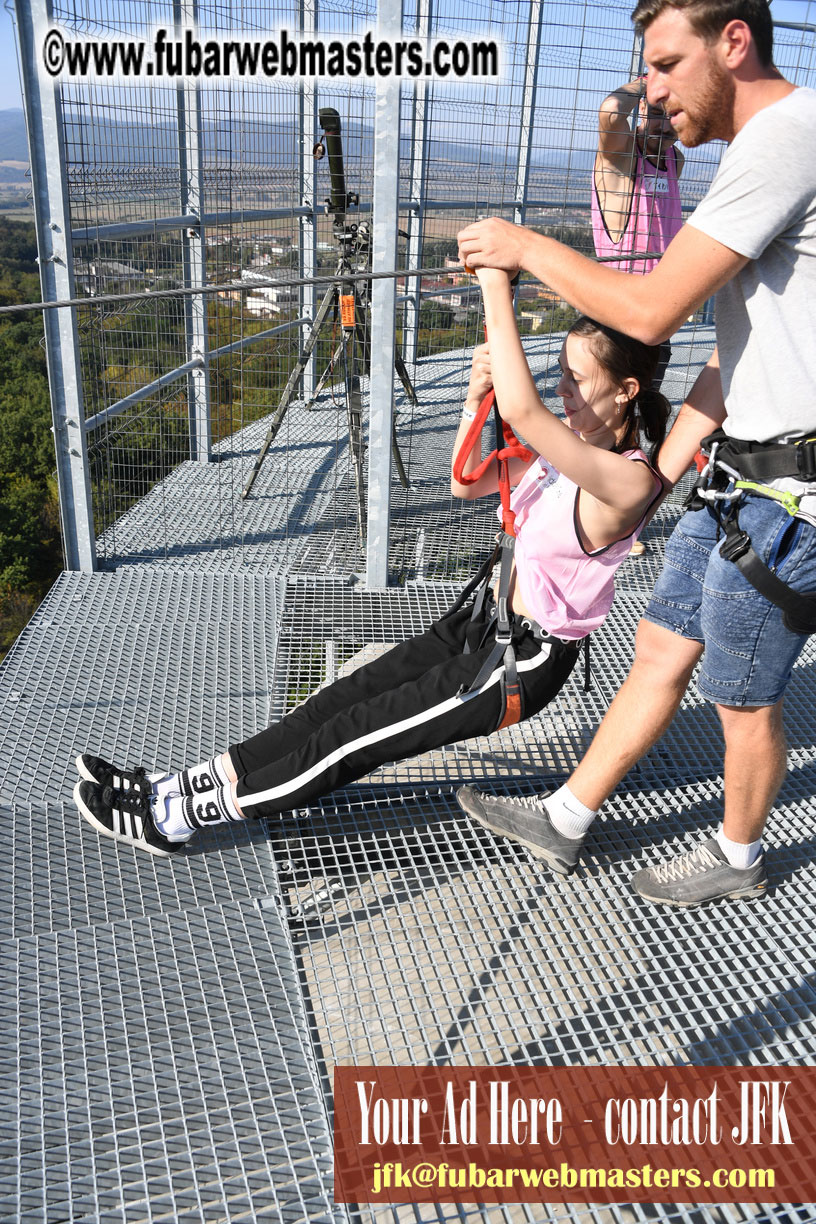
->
[[451, 360, 533, 726], [720, 517, 816, 636], [692, 428, 816, 635], [712, 434, 816, 484], [442, 538, 501, 621]]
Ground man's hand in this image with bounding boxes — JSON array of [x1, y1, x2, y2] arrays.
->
[[457, 217, 528, 273]]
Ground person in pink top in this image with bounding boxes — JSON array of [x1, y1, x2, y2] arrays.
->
[[72, 272, 668, 858], [592, 77, 683, 555], [592, 77, 684, 277]]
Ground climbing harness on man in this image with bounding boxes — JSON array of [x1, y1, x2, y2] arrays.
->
[[689, 427, 816, 635]]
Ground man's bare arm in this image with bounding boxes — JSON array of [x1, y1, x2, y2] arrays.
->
[[597, 78, 643, 162], [656, 348, 726, 487], [457, 218, 747, 345]]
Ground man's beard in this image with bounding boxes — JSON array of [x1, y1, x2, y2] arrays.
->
[[677, 59, 736, 146]]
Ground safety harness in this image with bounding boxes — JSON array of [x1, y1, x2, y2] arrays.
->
[[448, 378, 580, 728], [689, 427, 816, 635]]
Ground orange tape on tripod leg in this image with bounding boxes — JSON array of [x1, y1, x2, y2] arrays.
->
[[340, 294, 355, 328]]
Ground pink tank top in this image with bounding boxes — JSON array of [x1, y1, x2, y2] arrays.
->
[[504, 451, 661, 640], [591, 145, 682, 274]]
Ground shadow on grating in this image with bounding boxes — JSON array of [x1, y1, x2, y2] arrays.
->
[[261, 782, 816, 1224], [257, 570, 815, 1224]]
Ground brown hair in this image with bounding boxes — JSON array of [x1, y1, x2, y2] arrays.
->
[[568, 316, 670, 463], [631, 0, 774, 67]]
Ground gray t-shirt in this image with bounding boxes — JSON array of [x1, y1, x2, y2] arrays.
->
[[687, 86, 816, 445]]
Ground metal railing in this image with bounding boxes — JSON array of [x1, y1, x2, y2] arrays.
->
[[10, 0, 816, 582]]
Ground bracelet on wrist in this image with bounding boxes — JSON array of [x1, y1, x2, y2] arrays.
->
[[462, 407, 477, 422]]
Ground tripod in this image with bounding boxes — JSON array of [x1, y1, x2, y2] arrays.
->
[[241, 114, 417, 544]]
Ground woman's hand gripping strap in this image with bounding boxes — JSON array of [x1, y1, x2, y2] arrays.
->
[[453, 271, 532, 536], [451, 389, 533, 536]]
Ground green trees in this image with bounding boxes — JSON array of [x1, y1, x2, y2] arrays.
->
[[0, 220, 62, 657]]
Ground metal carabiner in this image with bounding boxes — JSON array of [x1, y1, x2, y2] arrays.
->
[[696, 440, 744, 504]]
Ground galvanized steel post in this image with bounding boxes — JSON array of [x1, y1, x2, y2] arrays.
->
[[14, 0, 96, 571], [514, 0, 544, 230], [299, 0, 318, 401], [403, 0, 432, 365], [365, 0, 402, 587], [175, 0, 212, 463]]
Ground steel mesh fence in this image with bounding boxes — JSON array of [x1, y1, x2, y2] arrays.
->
[[19, 0, 816, 578], [7, 5, 816, 1220]]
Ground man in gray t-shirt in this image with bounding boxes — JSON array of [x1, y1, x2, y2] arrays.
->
[[455, 0, 816, 907], [691, 87, 816, 444], [689, 86, 816, 522]]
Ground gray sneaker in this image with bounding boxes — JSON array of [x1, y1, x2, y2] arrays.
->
[[456, 786, 584, 874], [633, 837, 767, 907]]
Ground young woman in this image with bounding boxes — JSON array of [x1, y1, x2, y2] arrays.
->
[[73, 267, 670, 857]]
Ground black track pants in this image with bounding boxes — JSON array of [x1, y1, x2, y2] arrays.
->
[[230, 599, 580, 819]]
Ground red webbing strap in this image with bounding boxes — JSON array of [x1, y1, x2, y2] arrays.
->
[[452, 301, 531, 727], [452, 387, 532, 537], [497, 683, 523, 730]]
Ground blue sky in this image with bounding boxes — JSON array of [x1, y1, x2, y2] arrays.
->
[[0, 1, 814, 115], [1, 5, 23, 111]]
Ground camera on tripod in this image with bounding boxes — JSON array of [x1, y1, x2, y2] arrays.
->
[[313, 108, 360, 242], [242, 106, 416, 525]]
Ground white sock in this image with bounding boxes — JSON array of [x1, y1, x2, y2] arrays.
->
[[151, 793, 196, 843], [153, 754, 231, 803], [151, 772, 179, 803], [716, 826, 762, 869], [153, 784, 245, 840], [544, 783, 599, 840]]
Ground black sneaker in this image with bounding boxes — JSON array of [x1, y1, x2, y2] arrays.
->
[[632, 837, 768, 907], [75, 752, 160, 796], [73, 779, 185, 858], [456, 785, 584, 874]]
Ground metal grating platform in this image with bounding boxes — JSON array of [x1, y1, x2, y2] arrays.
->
[[0, 799, 282, 943], [2, 896, 337, 1224], [266, 773, 816, 1224], [0, 569, 284, 807], [3, 331, 816, 1222], [272, 776, 816, 1071]]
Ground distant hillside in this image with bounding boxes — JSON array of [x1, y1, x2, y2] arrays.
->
[[0, 165, 28, 183], [41, 110, 592, 172], [0, 104, 602, 191], [0, 110, 28, 162], [0, 105, 597, 175]]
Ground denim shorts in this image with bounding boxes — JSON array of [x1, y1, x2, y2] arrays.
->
[[644, 497, 816, 706]]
